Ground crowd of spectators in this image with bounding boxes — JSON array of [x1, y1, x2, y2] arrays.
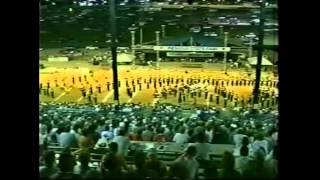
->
[[39, 102, 278, 179]]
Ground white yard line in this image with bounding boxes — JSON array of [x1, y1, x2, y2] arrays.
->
[[53, 88, 72, 102], [77, 96, 84, 102], [127, 91, 139, 103], [102, 90, 114, 103]]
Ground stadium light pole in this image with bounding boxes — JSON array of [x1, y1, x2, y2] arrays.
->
[[155, 31, 160, 69], [219, 25, 224, 37], [109, 0, 119, 104], [139, 26, 143, 45], [252, 0, 265, 104], [161, 25, 166, 38], [131, 31, 136, 68], [246, 34, 255, 58], [223, 32, 229, 73]]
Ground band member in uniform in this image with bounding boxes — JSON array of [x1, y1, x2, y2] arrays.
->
[[147, 82, 150, 89], [173, 86, 177, 97], [79, 76, 82, 83], [133, 85, 136, 93], [162, 89, 167, 99], [47, 82, 50, 89], [139, 83, 142, 91], [204, 87, 208, 99], [97, 84, 101, 93], [80, 86, 86, 97], [178, 92, 182, 103], [50, 88, 54, 98], [107, 82, 110, 91], [88, 94, 92, 104], [126, 79, 129, 87], [182, 92, 186, 102], [89, 86, 93, 94], [84, 75, 87, 81], [159, 81, 162, 87], [209, 94, 213, 102], [171, 77, 174, 84], [46, 88, 50, 96], [93, 94, 98, 104]]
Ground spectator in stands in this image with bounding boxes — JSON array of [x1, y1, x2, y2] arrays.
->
[[252, 133, 268, 158], [39, 123, 48, 145], [173, 126, 189, 144], [145, 149, 167, 178], [203, 162, 219, 179], [101, 142, 128, 179], [233, 128, 247, 147], [187, 128, 196, 143], [39, 150, 58, 179], [74, 150, 100, 179], [205, 121, 214, 143], [164, 124, 174, 142], [129, 151, 155, 179], [235, 145, 251, 175], [78, 128, 95, 151], [87, 124, 100, 145], [264, 145, 278, 178], [58, 124, 78, 148], [219, 151, 241, 179], [100, 124, 114, 140], [113, 128, 130, 157], [51, 149, 80, 179], [142, 125, 154, 141], [153, 127, 167, 142], [233, 136, 254, 158], [169, 162, 188, 179], [128, 128, 143, 141], [190, 132, 211, 160], [95, 131, 111, 148], [242, 151, 268, 179], [174, 146, 199, 179], [70, 123, 81, 141]]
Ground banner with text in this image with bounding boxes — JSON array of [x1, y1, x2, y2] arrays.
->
[[154, 46, 231, 52], [167, 52, 214, 57]]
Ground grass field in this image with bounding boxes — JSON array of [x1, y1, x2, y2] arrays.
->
[[40, 61, 278, 109]]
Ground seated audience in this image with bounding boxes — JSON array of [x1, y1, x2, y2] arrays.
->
[[173, 126, 189, 144], [113, 129, 131, 157], [174, 146, 199, 179], [39, 150, 58, 179], [219, 151, 241, 179]]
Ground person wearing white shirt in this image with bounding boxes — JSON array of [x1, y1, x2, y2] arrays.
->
[[112, 129, 130, 157], [233, 136, 254, 158], [174, 146, 199, 179], [173, 127, 189, 144], [190, 132, 212, 160], [264, 145, 278, 178], [235, 146, 251, 175], [252, 134, 268, 157], [233, 129, 247, 148]]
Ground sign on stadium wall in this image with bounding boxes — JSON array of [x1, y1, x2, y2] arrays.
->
[[167, 52, 215, 57], [153, 46, 231, 52]]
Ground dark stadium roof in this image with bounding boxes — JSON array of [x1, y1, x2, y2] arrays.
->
[[159, 34, 224, 47]]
